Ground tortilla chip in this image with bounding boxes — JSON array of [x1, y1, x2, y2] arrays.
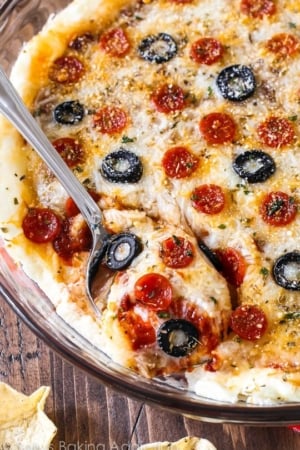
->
[[138, 436, 217, 450], [0, 383, 57, 450]]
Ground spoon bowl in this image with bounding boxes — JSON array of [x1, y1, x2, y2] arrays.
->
[[0, 65, 108, 317]]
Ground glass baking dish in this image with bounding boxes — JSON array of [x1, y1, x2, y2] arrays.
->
[[0, 0, 300, 425]]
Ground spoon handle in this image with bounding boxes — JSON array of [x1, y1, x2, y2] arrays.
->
[[0, 66, 102, 228]]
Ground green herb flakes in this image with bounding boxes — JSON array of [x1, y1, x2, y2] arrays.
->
[[283, 312, 300, 320], [121, 135, 135, 143], [260, 267, 269, 278], [157, 311, 170, 319], [172, 235, 182, 246]]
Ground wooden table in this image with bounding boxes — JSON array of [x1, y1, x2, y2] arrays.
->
[[0, 296, 299, 450]]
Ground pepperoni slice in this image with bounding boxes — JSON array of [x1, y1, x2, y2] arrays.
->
[[260, 191, 297, 226], [199, 112, 236, 145], [160, 236, 195, 268], [240, 0, 276, 18], [257, 116, 295, 148], [162, 146, 199, 179], [190, 37, 224, 65], [22, 208, 61, 244], [118, 309, 156, 350], [52, 222, 75, 261], [72, 221, 93, 252], [65, 197, 80, 218], [215, 247, 247, 287], [52, 137, 84, 168], [48, 56, 85, 84], [53, 217, 92, 261], [93, 106, 128, 134], [266, 33, 299, 58], [151, 83, 186, 114], [191, 184, 225, 215], [99, 27, 131, 57], [230, 304, 268, 341], [134, 273, 173, 311]]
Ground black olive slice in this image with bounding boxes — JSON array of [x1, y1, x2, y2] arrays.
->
[[157, 319, 199, 357], [216, 65, 256, 102], [105, 232, 143, 270], [198, 240, 223, 272], [101, 149, 143, 183], [233, 150, 276, 183], [68, 32, 94, 51], [54, 100, 85, 125], [273, 252, 300, 291], [138, 33, 178, 63]]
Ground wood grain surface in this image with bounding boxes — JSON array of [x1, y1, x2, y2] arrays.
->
[[0, 0, 300, 448], [0, 296, 299, 450]]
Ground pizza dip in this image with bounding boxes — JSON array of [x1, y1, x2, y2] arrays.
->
[[1, 0, 300, 404]]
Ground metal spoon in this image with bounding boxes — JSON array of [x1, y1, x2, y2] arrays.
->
[[0, 66, 108, 318]]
